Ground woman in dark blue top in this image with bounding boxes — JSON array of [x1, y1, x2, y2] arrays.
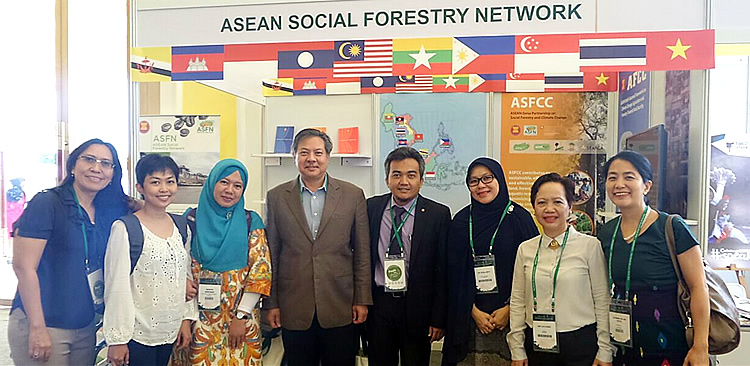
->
[[9, 139, 130, 366], [598, 151, 710, 366]]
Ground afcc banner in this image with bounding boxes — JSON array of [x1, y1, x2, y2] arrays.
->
[[138, 115, 220, 205]]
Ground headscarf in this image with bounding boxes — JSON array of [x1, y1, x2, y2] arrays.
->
[[192, 159, 249, 272], [442, 157, 538, 363]]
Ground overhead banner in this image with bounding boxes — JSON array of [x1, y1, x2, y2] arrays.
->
[[138, 115, 220, 205], [137, 0, 596, 46], [500, 93, 608, 235]]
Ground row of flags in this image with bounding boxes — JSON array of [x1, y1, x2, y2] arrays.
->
[[260, 72, 618, 96], [131, 29, 714, 95]]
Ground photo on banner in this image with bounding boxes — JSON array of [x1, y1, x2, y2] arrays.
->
[[378, 93, 487, 214], [500, 92, 607, 235], [137, 115, 221, 205]]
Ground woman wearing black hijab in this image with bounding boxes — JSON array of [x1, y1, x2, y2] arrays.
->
[[442, 157, 538, 366]]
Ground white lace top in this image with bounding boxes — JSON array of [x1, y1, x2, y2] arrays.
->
[[103, 220, 198, 346]]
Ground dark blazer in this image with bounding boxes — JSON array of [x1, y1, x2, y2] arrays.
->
[[265, 176, 372, 330], [366, 193, 451, 336]]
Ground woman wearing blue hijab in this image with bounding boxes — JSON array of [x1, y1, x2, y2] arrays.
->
[[176, 159, 272, 365]]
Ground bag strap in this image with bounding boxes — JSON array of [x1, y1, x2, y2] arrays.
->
[[665, 214, 692, 297], [119, 214, 145, 274], [168, 213, 189, 247]]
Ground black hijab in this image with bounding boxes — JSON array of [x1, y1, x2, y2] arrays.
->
[[442, 157, 538, 363]]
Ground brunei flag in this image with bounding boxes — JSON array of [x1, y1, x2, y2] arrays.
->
[[262, 78, 293, 97], [131, 47, 171, 82], [432, 75, 469, 92], [392, 38, 452, 76]]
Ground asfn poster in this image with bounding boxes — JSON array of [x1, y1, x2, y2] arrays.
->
[[138, 115, 220, 205], [501, 93, 607, 234]]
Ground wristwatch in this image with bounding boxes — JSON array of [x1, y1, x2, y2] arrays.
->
[[235, 310, 250, 320]]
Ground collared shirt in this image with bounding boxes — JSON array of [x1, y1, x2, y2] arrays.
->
[[299, 174, 328, 240], [507, 227, 615, 362], [374, 196, 417, 287]]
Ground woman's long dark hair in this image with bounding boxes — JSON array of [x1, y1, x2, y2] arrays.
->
[[61, 138, 129, 217]]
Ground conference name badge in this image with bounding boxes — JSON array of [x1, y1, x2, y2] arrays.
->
[[198, 272, 222, 311], [384, 255, 406, 292], [473, 255, 498, 294], [532, 313, 559, 353], [609, 299, 633, 347], [87, 268, 104, 306]]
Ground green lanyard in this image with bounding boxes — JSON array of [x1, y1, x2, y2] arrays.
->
[[72, 189, 92, 272], [607, 206, 649, 299], [389, 197, 418, 255], [531, 227, 570, 312], [469, 201, 511, 257]]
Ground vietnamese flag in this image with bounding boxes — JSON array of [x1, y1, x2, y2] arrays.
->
[[393, 38, 452, 76], [583, 72, 618, 91], [433, 75, 469, 92], [645, 30, 714, 71]]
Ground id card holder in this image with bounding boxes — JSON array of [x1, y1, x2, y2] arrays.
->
[[198, 272, 222, 312], [532, 313, 559, 353], [384, 255, 407, 292], [473, 255, 498, 294], [87, 268, 104, 306], [609, 299, 633, 348]]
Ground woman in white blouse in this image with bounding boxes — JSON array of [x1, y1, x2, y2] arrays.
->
[[507, 173, 614, 366], [103, 154, 198, 366]]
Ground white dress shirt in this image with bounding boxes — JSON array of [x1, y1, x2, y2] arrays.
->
[[103, 220, 198, 346], [507, 226, 615, 362]]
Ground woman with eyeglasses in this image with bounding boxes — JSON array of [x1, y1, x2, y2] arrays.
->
[[9, 138, 131, 365], [443, 157, 538, 366], [598, 151, 709, 366]]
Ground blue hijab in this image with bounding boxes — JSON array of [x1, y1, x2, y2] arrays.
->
[[192, 159, 249, 272]]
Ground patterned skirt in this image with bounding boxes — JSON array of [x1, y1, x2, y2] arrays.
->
[[612, 284, 689, 366], [456, 324, 512, 366]]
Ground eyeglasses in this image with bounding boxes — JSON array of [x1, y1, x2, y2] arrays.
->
[[468, 174, 494, 187], [78, 155, 116, 170]]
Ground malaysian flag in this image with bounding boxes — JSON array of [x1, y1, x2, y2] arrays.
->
[[395, 75, 433, 93], [333, 40, 393, 78]]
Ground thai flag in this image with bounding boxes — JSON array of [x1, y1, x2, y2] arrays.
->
[[396, 127, 407, 136], [544, 73, 584, 89], [333, 40, 393, 78], [579, 36, 647, 70]]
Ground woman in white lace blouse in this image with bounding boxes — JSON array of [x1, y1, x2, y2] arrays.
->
[[103, 154, 198, 366]]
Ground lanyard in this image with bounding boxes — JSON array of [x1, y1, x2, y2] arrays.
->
[[607, 206, 649, 299], [72, 189, 92, 271], [469, 201, 512, 257], [389, 197, 418, 255], [531, 227, 570, 312]]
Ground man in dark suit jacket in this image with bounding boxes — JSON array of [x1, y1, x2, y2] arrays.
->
[[365, 147, 451, 366], [265, 128, 372, 366]]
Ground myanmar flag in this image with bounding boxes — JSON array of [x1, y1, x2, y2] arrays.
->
[[392, 38, 452, 76], [432, 75, 469, 92]]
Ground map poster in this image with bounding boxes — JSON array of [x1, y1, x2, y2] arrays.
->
[[707, 134, 750, 269], [500, 93, 608, 235], [379, 94, 487, 214], [618, 71, 650, 151], [137, 115, 220, 205]]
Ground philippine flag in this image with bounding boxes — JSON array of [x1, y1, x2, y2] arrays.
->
[[171, 45, 225, 81], [452, 36, 515, 75]]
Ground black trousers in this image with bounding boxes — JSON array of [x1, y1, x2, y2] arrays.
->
[[523, 323, 599, 366], [127, 340, 173, 366], [282, 313, 358, 366], [367, 287, 431, 366]]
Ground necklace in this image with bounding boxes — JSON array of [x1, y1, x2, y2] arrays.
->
[[622, 207, 649, 242]]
